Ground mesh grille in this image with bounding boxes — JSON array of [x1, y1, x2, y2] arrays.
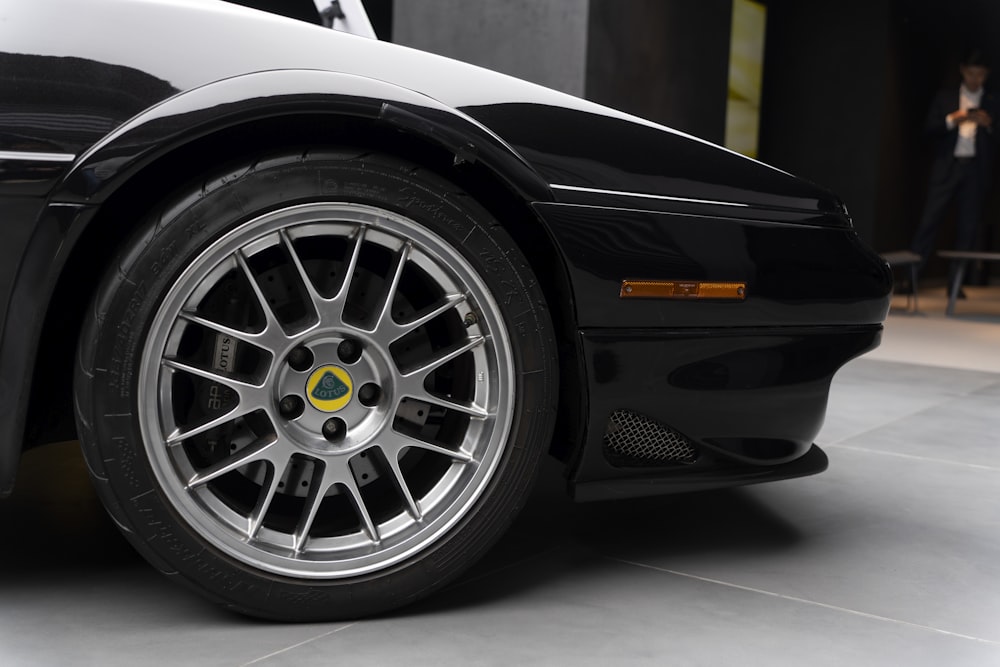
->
[[603, 410, 698, 466]]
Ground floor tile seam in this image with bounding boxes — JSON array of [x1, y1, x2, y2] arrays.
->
[[977, 383, 1000, 398], [821, 388, 997, 447], [607, 557, 1000, 647], [824, 442, 1000, 472], [839, 379, 998, 403], [936, 385, 1000, 404], [240, 622, 357, 666], [820, 404, 945, 447], [853, 356, 1000, 383]]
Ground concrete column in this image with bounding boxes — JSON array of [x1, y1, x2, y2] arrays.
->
[[586, 0, 732, 144], [391, 0, 590, 96], [759, 0, 892, 246]]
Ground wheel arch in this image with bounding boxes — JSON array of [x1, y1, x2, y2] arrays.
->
[[3, 71, 580, 497]]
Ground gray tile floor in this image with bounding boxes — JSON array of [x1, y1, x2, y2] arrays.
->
[[2, 352, 1000, 664]]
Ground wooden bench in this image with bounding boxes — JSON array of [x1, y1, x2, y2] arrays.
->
[[880, 250, 922, 312], [938, 250, 1000, 315]]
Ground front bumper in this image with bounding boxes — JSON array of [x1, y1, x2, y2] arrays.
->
[[566, 324, 881, 501]]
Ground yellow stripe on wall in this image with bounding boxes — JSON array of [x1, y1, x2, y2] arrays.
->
[[725, 0, 767, 158]]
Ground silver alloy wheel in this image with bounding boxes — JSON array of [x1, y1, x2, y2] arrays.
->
[[137, 202, 514, 579]]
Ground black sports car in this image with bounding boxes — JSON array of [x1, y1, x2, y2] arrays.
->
[[0, 0, 891, 620]]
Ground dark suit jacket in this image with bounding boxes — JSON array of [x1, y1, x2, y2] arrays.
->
[[924, 87, 1000, 181]]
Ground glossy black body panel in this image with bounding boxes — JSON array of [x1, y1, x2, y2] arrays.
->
[[464, 103, 841, 214], [0, 51, 176, 156], [0, 0, 891, 499], [535, 203, 892, 330]]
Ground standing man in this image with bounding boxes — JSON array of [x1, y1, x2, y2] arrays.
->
[[910, 50, 999, 291]]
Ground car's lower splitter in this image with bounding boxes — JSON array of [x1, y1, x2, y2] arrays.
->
[[572, 443, 829, 502]]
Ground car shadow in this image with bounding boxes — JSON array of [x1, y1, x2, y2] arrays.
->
[[1, 442, 806, 620], [403, 457, 807, 616], [0, 441, 139, 574]]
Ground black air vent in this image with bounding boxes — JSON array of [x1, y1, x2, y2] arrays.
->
[[603, 410, 698, 467]]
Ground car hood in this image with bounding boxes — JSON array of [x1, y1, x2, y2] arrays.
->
[[2, 0, 839, 214]]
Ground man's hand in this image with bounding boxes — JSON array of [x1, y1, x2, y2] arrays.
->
[[969, 108, 993, 128], [948, 109, 971, 125]]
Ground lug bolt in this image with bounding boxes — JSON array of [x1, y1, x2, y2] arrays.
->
[[337, 338, 362, 364], [279, 395, 305, 419], [358, 383, 381, 407], [288, 346, 314, 372], [322, 417, 346, 442]]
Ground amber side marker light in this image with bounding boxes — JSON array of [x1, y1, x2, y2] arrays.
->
[[620, 280, 747, 300]]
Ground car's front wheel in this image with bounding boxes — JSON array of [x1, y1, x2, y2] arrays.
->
[[75, 149, 556, 620]]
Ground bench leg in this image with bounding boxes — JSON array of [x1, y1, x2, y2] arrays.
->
[[946, 260, 968, 316], [909, 264, 919, 312]]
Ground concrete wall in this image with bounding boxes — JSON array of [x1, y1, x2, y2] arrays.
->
[[586, 0, 732, 145], [392, 0, 590, 96]]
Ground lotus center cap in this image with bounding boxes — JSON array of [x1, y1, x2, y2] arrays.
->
[[305, 365, 353, 412]]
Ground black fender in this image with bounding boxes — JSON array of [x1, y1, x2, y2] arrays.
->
[[55, 69, 552, 203], [0, 69, 554, 497]]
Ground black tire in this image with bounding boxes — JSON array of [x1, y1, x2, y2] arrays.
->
[[74, 149, 557, 621]]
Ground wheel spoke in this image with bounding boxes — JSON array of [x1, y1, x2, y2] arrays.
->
[[162, 358, 264, 391], [410, 390, 490, 420], [292, 462, 333, 553], [186, 435, 280, 488], [164, 403, 250, 446], [177, 310, 281, 355], [405, 293, 467, 332], [400, 335, 485, 379], [370, 243, 411, 332], [381, 293, 467, 344], [339, 473, 381, 546], [278, 228, 329, 322], [383, 430, 475, 464], [334, 224, 368, 303], [248, 458, 288, 539], [380, 446, 423, 521], [235, 250, 286, 335], [405, 440, 474, 463]]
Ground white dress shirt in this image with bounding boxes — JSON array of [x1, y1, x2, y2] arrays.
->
[[950, 85, 983, 157]]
